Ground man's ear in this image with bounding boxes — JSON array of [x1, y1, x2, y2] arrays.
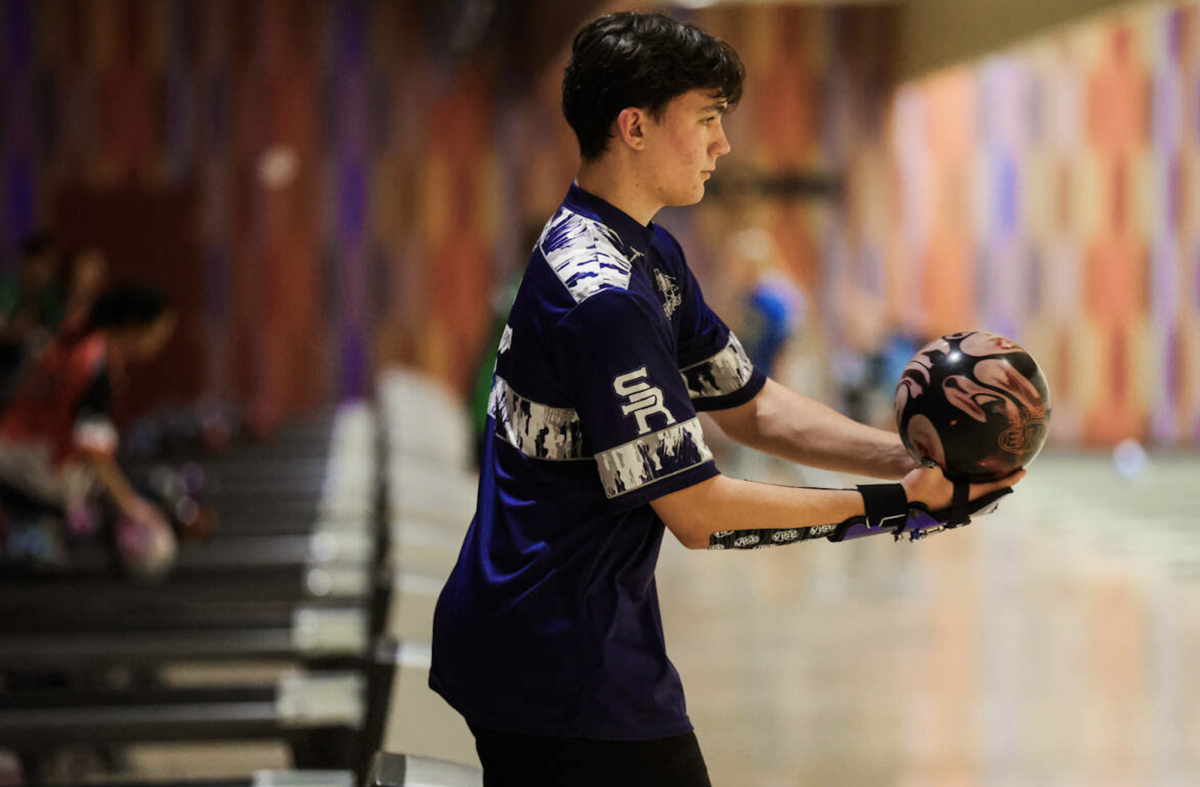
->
[[615, 107, 647, 151]]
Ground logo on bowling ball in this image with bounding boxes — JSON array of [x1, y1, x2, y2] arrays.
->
[[895, 331, 1051, 482], [999, 416, 1049, 455]]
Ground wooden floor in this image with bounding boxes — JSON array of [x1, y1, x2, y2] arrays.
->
[[655, 453, 1200, 787]]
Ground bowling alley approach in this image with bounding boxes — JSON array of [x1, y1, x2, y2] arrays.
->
[[4, 1, 1200, 786]]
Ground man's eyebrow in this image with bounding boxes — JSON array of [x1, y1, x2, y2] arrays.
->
[[702, 102, 729, 115]]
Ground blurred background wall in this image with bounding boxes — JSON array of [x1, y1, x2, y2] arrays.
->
[[2, 0, 1197, 449], [848, 4, 1200, 449]]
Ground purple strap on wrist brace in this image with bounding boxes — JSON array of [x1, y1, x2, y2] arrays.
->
[[833, 484, 1013, 543]]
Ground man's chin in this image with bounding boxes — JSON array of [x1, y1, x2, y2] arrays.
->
[[668, 187, 707, 208]]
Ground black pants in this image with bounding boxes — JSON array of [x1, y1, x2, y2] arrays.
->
[[468, 723, 712, 787]]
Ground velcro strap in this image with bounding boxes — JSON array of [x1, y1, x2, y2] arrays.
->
[[949, 480, 972, 526], [857, 483, 909, 533]]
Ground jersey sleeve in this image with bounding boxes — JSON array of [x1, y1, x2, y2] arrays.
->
[[553, 289, 719, 512], [667, 240, 767, 412]]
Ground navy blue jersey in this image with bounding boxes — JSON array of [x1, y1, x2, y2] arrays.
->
[[430, 184, 766, 740]]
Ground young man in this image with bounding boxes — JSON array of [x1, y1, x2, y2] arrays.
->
[[430, 12, 1023, 786]]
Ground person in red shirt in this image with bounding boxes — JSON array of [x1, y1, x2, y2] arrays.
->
[[0, 283, 177, 573]]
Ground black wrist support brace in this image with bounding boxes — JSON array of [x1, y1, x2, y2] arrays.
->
[[826, 483, 908, 542]]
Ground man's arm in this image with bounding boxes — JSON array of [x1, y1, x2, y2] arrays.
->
[[651, 465, 1024, 550], [650, 474, 859, 549], [87, 450, 141, 512], [705, 377, 914, 479]]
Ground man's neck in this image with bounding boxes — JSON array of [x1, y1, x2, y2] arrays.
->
[[575, 158, 660, 227]]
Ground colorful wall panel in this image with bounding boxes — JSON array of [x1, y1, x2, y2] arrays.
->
[[838, 5, 1200, 447], [4, 0, 1198, 446], [0, 0, 502, 418]]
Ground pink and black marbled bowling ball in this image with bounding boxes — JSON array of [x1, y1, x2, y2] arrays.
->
[[894, 331, 1051, 482]]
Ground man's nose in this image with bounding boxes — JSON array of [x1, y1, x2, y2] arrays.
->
[[712, 125, 731, 157]]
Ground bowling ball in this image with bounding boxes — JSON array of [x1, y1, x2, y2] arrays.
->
[[178, 462, 207, 497], [140, 463, 215, 540], [894, 331, 1051, 482], [192, 503, 218, 538], [245, 401, 279, 440], [171, 497, 217, 540], [115, 510, 178, 580], [197, 401, 237, 453], [148, 464, 188, 501]]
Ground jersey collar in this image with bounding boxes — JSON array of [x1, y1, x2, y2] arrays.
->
[[565, 182, 654, 257]]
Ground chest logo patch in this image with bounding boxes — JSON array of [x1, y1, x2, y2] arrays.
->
[[613, 367, 677, 435], [652, 268, 682, 318]]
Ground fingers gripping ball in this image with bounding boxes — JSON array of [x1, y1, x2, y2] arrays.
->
[[116, 510, 178, 580], [895, 331, 1051, 482]]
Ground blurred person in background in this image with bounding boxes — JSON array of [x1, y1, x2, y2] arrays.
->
[[716, 227, 811, 482], [0, 232, 65, 407], [468, 224, 543, 468], [874, 324, 924, 421], [830, 285, 927, 431], [830, 284, 884, 426], [0, 282, 177, 574], [725, 227, 806, 378], [59, 247, 110, 334], [431, 11, 1022, 787]]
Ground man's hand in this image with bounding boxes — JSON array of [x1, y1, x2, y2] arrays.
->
[[116, 496, 178, 580], [900, 465, 1026, 513], [123, 495, 172, 532], [827, 465, 1026, 543]]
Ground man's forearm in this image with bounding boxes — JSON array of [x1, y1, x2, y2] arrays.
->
[[652, 474, 866, 549], [715, 378, 914, 479], [88, 452, 139, 512]]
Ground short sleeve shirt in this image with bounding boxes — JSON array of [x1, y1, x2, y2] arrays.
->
[[430, 184, 766, 741], [0, 332, 117, 466]]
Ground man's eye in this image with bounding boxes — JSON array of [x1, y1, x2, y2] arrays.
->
[[702, 116, 716, 125]]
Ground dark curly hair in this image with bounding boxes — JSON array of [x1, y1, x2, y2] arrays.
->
[[562, 12, 745, 162], [85, 282, 169, 333]]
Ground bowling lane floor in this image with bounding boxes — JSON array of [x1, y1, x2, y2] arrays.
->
[[657, 451, 1200, 787]]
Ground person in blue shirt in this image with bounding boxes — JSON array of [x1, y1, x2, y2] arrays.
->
[[430, 12, 1024, 786]]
